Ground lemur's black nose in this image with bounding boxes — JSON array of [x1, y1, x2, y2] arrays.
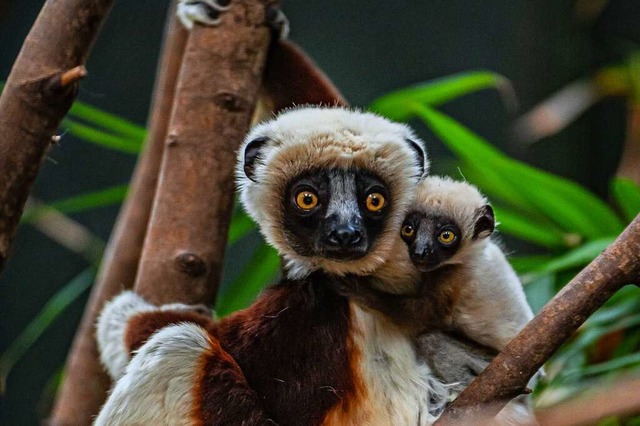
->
[[327, 225, 362, 247]]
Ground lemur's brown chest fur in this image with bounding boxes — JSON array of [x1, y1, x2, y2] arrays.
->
[[212, 272, 364, 425]]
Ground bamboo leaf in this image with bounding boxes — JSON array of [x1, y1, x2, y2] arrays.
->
[[62, 119, 142, 154], [227, 210, 256, 246], [369, 71, 514, 121], [69, 102, 147, 141], [493, 205, 568, 248], [0, 268, 95, 393], [611, 178, 640, 223], [22, 185, 128, 222], [412, 104, 624, 239], [216, 244, 280, 317], [525, 238, 614, 278]]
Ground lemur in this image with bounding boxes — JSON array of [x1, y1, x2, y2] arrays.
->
[[333, 176, 534, 352], [95, 107, 453, 425]]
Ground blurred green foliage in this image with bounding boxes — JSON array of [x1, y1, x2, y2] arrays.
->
[[1, 68, 639, 413]]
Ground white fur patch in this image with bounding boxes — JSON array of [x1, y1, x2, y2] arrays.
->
[[177, 0, 230, 29], [96, 291, 155, 380], [349, 304, 449, 425], [94, 323, 211, 426]]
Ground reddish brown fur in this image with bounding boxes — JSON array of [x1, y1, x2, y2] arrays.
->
[[124, 271, 359, 426], [125, 310, 216, 353]]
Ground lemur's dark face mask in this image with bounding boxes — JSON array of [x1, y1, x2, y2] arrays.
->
[[283, 168, 391, 260]]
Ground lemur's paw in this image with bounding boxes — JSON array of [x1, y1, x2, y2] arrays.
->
[[266, 6, 289, 40], [177, 0, 232, 30], [97, 291, 155, 380]]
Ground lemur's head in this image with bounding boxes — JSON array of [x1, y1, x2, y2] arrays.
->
[[399, 176, 494, 272], [237, 107, 427, 278]]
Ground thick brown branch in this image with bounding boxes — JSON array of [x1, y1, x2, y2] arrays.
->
[[49, 4, 187, 425], [0, 0, 114, 272], [133, 0, 274, 305], [437, 213, 640, 425]]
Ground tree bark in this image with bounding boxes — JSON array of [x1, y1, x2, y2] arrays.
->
[[49, 4, 188, 425], [133, 0, 275, 305], [437, 213, 640, 425], [0, 0, 115, 272]]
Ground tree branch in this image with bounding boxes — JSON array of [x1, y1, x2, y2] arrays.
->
[[436, 213, 640, 424], [0, 0, 115, 272], [133, 0, 274, 305], [49, 3, 187, 424]]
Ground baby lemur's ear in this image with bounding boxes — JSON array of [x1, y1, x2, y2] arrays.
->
[[473, 205, 495, 239], [243, 137, 269, 182]]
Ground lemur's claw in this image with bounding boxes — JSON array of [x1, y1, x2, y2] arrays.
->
[[177, 0, 232, 30]]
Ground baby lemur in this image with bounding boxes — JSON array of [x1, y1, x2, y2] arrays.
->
[[336, 175, 534, 353]]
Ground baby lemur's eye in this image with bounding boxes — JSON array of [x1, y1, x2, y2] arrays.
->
[[438, 229, 457, 245], [401, 224, 415, 239], [365, 192, 386, 212], [295, 191, 319, 211]]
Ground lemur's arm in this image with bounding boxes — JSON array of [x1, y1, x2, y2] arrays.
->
[[96, 291, 274, 426], [331, 276, 453, 333]]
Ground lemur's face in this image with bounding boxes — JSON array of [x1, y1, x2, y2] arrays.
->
[[400, 212, 462, 272], [283, 168, 391, 260]]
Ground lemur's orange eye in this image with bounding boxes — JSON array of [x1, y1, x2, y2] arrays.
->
[[295, 191, 319, 210], [438, 230, 456, 244], [401, 225, 415, 239], [366, 193, 385, 212]]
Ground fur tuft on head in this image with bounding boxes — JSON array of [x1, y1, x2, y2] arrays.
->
[[236, 106, 428, 278], [413, 176, 494, 263]]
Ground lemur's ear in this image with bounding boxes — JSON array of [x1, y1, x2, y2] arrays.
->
[[243, 137, 269, 182], [405, 138, 426, 176], [473, 205, 495, 239]]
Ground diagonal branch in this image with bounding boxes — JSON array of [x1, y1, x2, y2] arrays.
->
[[0, 0, 115, 272], [436, 213, 640, 425]]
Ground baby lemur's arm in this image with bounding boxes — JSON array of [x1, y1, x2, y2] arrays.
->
[[332, 273, 456, 334]]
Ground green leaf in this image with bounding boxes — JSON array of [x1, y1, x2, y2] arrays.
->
[[525, 237, 614, 278], [216, 244, 280, 317], [493, 205, 568, 248], [523, 273, 555, 313], [510, 254, 554, 274], [0, 268, 95, 393], [611, 178, 640, 223], [69, 101, 147, 141], [227, 210, 256, 246], [369, 71, 513, 121], [412, 104, 624, 239], [22, 185, 129, 222], [62, 119, 142, 154], [566, 352, 640, 378]]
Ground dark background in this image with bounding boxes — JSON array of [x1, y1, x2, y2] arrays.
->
[[1, 0, 638, 423]]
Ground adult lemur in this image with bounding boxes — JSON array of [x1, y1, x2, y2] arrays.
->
[[96, 107, 451, 425]]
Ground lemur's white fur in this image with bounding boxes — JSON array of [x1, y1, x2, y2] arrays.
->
[[237, 106, 427, 280], [95, 322, 210, 426], [347, 305, 449, 425], [415, 176, 534, 350], [97, 291, 154, 380]]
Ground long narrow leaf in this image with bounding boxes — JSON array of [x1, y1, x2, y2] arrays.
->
[[227, 210, 256, 246], [22, 185, 128, 222], [525, 237, 614, 278], [216, 244, 280, 317], [370, 71, 514, 121], [509, 255, 554, 274], [0, 268, 95, 393], [412, 104, 624, 238], [69, 102, 147, 141], [62, 119, 142, 154], [493, 205, 568, 248], [611, 178, 640, 223]]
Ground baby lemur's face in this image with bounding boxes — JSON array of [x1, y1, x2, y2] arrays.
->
[[400, 212, 463, 272], [283, 168, 391, 261]]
